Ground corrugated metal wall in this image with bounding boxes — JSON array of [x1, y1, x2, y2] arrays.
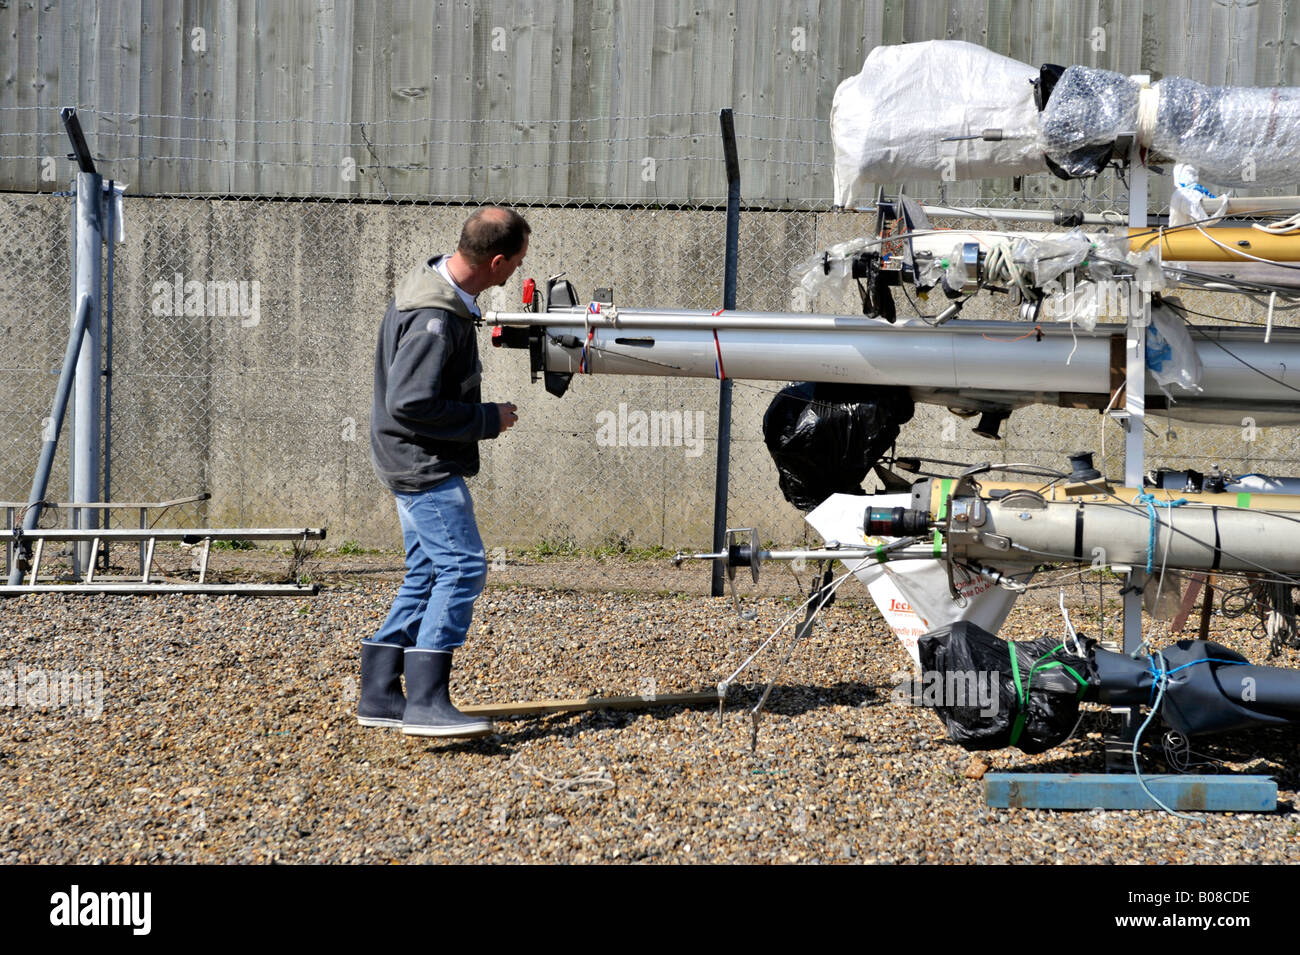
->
[[3, 0, 1297, 202]]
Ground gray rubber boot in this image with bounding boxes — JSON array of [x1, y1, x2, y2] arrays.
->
[[401, 649, 494, 738], [356, 641, 406, 728]]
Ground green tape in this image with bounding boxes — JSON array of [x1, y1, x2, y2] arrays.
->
[[874, 543, 887, 563], [1008, 644, 1026, 747], [1011, 644, 1085, 747], [935, 479, 953, 557], [1236, 492, 1252, 509]]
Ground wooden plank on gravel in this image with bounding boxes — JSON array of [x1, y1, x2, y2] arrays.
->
[[462, 690, 719, 718]]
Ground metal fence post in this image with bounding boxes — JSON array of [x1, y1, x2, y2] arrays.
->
[[71, 170, 104, 575], [60, 108, 105, 577], [9, 297, 92, 585], [103, 180, 116, 534], [711, 108, 741, 597]]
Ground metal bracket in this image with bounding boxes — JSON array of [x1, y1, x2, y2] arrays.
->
[[724, 527, 759, 621]]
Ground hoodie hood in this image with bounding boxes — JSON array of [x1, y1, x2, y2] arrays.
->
[[394, 256, 475, 320]]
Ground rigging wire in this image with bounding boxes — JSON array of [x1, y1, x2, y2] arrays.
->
[[717, 545, 915, 694], [1162, 730, 1226, 774], [1174, 315, 1300, 397]]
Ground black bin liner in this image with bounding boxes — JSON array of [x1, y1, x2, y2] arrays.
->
[[919, 624, 1300, 751], [762, 382, 913, 512], [917, 621, 1094, 755]]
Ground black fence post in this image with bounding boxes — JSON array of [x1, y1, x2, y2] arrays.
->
[[711, 108, 741, 597]]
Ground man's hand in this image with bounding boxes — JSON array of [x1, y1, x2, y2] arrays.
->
[[496, 402, 519, 432]]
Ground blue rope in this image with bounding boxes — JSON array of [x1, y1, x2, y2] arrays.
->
[[1133, 650, 1202, 820], [1134, 492, 1188, 573], [1134, 651, 1251, 819], [1166, 658, 1250, 677], [1147, 655, 1250, 704]]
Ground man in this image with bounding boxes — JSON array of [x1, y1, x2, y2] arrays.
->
[[359, 206, 528, 738]]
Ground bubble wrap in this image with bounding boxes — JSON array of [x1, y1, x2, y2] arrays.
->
[[1041, 65, 1300, 187]]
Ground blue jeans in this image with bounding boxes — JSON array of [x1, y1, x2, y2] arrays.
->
[[371, 476, 488, 651]]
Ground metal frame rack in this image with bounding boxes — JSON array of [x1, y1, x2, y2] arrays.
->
[[3, 109, 326, 596]]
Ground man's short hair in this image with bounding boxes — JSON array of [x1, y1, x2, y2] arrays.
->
[[457, 207, 531, 264]]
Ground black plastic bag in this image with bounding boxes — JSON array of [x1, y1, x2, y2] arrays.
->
[[762, 382, 913, 512], [916, 621, 1093, 755]]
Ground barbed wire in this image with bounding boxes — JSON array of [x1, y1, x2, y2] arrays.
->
[[1, 130, 767, 150], [0, 104, 832, 128], [36, 153, 721, 171], [0, 104, 1158, 215], [0, 105, 724, 125]]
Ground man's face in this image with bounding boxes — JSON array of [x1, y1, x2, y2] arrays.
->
[[490, 237, 528, 287]]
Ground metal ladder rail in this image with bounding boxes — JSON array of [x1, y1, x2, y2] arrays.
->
[[2, 527, 326, 595], [3, 494, 211, 579]]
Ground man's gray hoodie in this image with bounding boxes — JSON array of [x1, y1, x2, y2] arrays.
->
[[370, 256, 503, 493]]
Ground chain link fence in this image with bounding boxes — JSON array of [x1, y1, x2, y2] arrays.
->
[[5, 103, 1278, 564]]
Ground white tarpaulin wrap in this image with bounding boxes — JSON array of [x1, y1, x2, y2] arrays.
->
[[832, 43, 1300, 200], [806, 493, 1023, 666], [830, 41, 1048, 206]]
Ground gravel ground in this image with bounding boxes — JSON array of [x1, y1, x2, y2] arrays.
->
[[2, 551, 1300, 864]]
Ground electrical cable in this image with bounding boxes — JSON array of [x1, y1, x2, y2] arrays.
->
[[1217, 578, 1300, 654], [966, 461, 1097, 481], [898, 283, 937, 322], [982, 239, 1036, 301], [954, 559, 1028, 592], [1153, 496, 1177, 639], [1240, 292, 1300, 311], [1060, 589, 1083, 655], [1254, 211, 1300, 235], [1156, 307, 1290, 329], [1177, 317, 1300, 397], [1193, 223, 1300, 273], [1015, 566, 1113, 592], [1162, 730, 1225, 774], [747, 562, 845, 732], [1125, 207, 1300, 246], [1090, 251, 1300, 300], [1163, 266, 1300, 299]]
